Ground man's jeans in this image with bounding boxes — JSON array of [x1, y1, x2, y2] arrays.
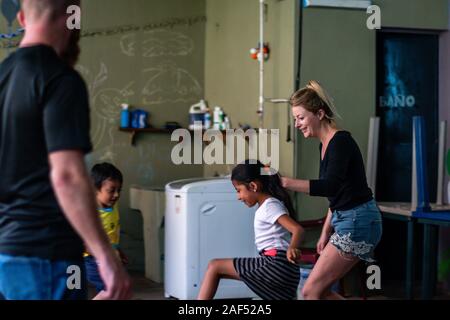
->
[[0, 254, 87, 300]]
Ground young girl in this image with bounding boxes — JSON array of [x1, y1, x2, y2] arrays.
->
[[197, 160, 304, 300]]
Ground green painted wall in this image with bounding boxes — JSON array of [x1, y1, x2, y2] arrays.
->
[[0, 0, 206, 271], [203, 0, 297, 181], [296, 0, 449, 220], [373, 0, 448, 30], [0, 16, 20, 60], [81, 0, 206, 271], [296, 7, 376, 220]]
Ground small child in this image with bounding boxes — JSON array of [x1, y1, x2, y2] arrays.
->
[[84, 162, 128, 293], [197, 160, 304, 300]]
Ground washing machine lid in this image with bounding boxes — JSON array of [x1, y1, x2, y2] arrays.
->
[[165, 177, 235, 193], [129, 184, 164, 191]]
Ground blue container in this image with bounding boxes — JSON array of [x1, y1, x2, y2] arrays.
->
[[120, 106, 130, 128], [131, 110, 140, 129], [138, 111, 149, 128]]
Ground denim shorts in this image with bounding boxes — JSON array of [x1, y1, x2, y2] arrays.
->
[[330, 199, 383, 262]]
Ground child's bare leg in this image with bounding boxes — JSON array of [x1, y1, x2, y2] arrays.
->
[[197, 259, 240, 300]]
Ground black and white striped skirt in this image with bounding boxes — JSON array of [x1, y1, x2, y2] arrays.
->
[[233, 250, 300, 300]]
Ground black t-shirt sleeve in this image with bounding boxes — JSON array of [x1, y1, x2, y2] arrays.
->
[[43, 71, 92, 154], [310, 136, 351, 197]]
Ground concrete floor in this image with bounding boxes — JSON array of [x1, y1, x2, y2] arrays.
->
[[88, 271, 166, 300], [128, 272, 166, 300], [88, 271, 450, 300]]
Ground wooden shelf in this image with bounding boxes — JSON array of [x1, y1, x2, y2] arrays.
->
[[119, 127, 176, 133], [119, 127, 240, 146], [119, 127, 177, 145]]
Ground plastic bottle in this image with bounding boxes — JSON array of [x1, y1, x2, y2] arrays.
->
[[131, 110, 140, 128], [219, 111, 225, 130], [189, 99, 208, 130], [138, 110, 149, 128], [204, 112, 212, 129], [224, 116, 231, 130], [297, 267, 312, 300], [120, 104, 130, 128], [213, 106, 222, 130]]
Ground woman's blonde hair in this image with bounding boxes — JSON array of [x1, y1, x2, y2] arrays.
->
[[289, 80, 341, 124]]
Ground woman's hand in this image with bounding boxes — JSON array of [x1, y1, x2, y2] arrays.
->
[[281, 177, 291, 189], [316, 208, 333, 255], [287, 247, 301, 264], [280, 177, 310, 193], [316, 232, 330, 255]]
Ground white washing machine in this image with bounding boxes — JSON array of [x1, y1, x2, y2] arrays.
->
[[164, 177, 258, 300]]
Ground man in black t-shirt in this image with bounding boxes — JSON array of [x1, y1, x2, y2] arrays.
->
[[0, 0, 131, 300]]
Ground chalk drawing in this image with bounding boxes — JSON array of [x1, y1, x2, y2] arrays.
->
[[120, 33, 136, 57], [89, 82, 134, 149], [81, 15, 206, 40], [77, 62, 108, 94], [0, 0, 20, 53], [77, 63, 135, 150], [93, 83, 134, 120], [120, 30, 194, 58], [143, 30, 193, 57], [98, 147, 117, 163], [141, 60, 202, 105]]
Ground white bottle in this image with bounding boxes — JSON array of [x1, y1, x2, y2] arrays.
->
[[204, 112, 212, 129], [219, 110, 225, 130], [189, 99, 208, 130], [224, 116, 231, 130], [199, 99, 207, 110], [213, 106, 222, 130]]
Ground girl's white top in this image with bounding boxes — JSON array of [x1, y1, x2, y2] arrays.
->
[[254, 197, 291, 252]]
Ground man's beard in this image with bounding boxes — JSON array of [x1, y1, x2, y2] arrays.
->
[[60, 30, 81, 67]]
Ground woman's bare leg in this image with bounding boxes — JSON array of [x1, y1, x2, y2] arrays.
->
[[302, 243, 359, 300], [197, 258, 240, 300], [322, 290, 345, 300]]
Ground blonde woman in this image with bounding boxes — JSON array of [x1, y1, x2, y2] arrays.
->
[[282, 81, 382, 300]]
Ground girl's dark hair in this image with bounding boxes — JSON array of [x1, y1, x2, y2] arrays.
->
[[91, 162, 123, 190], [231, 160, 296, 217]]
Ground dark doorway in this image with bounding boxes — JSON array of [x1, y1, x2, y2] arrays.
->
[[375, 31, 439, 296], [376, 32, 439, 202]]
